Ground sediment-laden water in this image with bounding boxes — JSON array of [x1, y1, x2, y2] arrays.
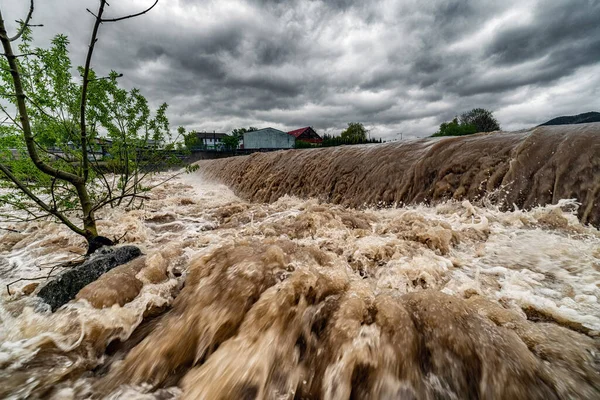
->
[[200, 124, 600, 227], [1, 128, 599, 399]]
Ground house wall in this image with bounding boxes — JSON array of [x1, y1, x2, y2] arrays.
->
[[243, 128, 295, 149], [202, 138, 222, 145], [297, 128, 323, 143]]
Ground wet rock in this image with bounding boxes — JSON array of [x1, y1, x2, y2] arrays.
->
[[76, 257, 147, 309], [87, 236, 115, 255], [37, 246, 142, 311]]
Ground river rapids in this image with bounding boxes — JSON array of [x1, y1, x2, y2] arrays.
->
[[1, 127, 599, 399]]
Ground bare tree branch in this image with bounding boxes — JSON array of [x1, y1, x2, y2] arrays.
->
[[85, 8, 99, 19], [6, 257, 84, 295], [0, 102, 20, 128], [91, 192, 150, 213], [3, 52, 41, 57], [33, 140, 74, 165], [7, 0, 34, 42], [7, 277, 46, 296], [80, 1, 109, 184], [0, 227, 22, 233], [101, 0, 158, 23], [0, 162, 86, 236], [89, 72, 123, 82]]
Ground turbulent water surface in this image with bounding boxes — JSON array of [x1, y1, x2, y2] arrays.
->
[[200, 124, 600, 227], [1, 129, 599, 399]]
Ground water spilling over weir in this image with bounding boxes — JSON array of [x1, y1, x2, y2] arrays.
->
[[200, 123, 600, 227], [0, 125, 599, 399]]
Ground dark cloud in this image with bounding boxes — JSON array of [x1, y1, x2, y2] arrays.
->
[[1, 0, 599, 137], [486, 2, 600, 66]]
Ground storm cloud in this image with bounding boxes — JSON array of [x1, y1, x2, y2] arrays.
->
[[2, 0, 599, 139]]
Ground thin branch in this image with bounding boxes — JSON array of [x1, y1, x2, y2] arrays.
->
[[26, 94, 62, 121], [144, 169, 187, 191], [50, 175, 58, 211], [0, 11, 82, 184], [85, 8, 99, 19], [91, 192, 150, 213], [80, 0, 109, 183], [88, 142, 114, 203], [7, 0, 34, 42], [0, 102, 20, 128], [0, 227, 21, 233], [6, 276, 46, 296], [0, 199, 74, 221], [0, 198, 49, 220], [0, 52, 40, 58], [89, 72, 122, 81], [45, 257, 85, 279], [113, 231, 127, 244], [6, 256, 85, 295], [0, 162, 86, 236], [100, 0, 158, 22], [33, 140, 71, 162]]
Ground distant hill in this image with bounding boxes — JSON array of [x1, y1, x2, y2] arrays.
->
[[539, 112, 600, 126]]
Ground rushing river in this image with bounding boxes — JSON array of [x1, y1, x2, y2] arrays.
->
[[0, 169, 598, 399]]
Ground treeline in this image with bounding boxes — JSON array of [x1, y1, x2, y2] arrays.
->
[[432, 108, 500, 137], [295, 122, 381, 148], [294, 134, 381, 148], [322, 134, 381, 146]]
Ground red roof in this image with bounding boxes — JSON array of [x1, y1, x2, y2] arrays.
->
[[287, 127, 311, 138]]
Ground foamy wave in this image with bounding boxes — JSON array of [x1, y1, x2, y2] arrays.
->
[[0, 171, 598, 398]]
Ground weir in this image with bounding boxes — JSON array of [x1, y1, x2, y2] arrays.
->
[[198, 123, 600, 227]]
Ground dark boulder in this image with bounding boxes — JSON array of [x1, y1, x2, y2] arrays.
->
[[87, 235, 115, 255], [38, 245, 142, 311]]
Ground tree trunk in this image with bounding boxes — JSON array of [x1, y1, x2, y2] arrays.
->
[[74, 182, 98, 239]]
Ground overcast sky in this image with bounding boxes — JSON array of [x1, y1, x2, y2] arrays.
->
[[2, 0, 599, 139]]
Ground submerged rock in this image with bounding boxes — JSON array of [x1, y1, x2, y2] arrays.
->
[[37, 246, 142, 311]]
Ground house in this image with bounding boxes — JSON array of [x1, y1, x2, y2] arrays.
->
[[287, 126, 322, 144], [243, 127, 295, 149], [192, 132, 228, 149]]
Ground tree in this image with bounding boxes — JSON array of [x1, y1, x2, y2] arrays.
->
[[431, 118, 478, 137], [231, 126, 257, 139], [221, 134, 239, 150], [340, 122, 368, 142], [459, 108, 500, 132], [93, 72, 182, 205], [294, 140, 313, 149], [183, 130, 200, 150], [0, 0, 166, 252], [320, 133, 380, 147]]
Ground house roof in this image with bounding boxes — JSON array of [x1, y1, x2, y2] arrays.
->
[[194, 132, 228, 139], [248, 127, 287, 135], [287, 127, 311, 138]]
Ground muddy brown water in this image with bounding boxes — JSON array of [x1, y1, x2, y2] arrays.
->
[[0, 125, 599, 399], [200, 123, 600, 227]]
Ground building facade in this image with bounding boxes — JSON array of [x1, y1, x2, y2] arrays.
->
[[243, 128, 295, 149], [287, 127, 322, 144], [193, 132, 228, 150]]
